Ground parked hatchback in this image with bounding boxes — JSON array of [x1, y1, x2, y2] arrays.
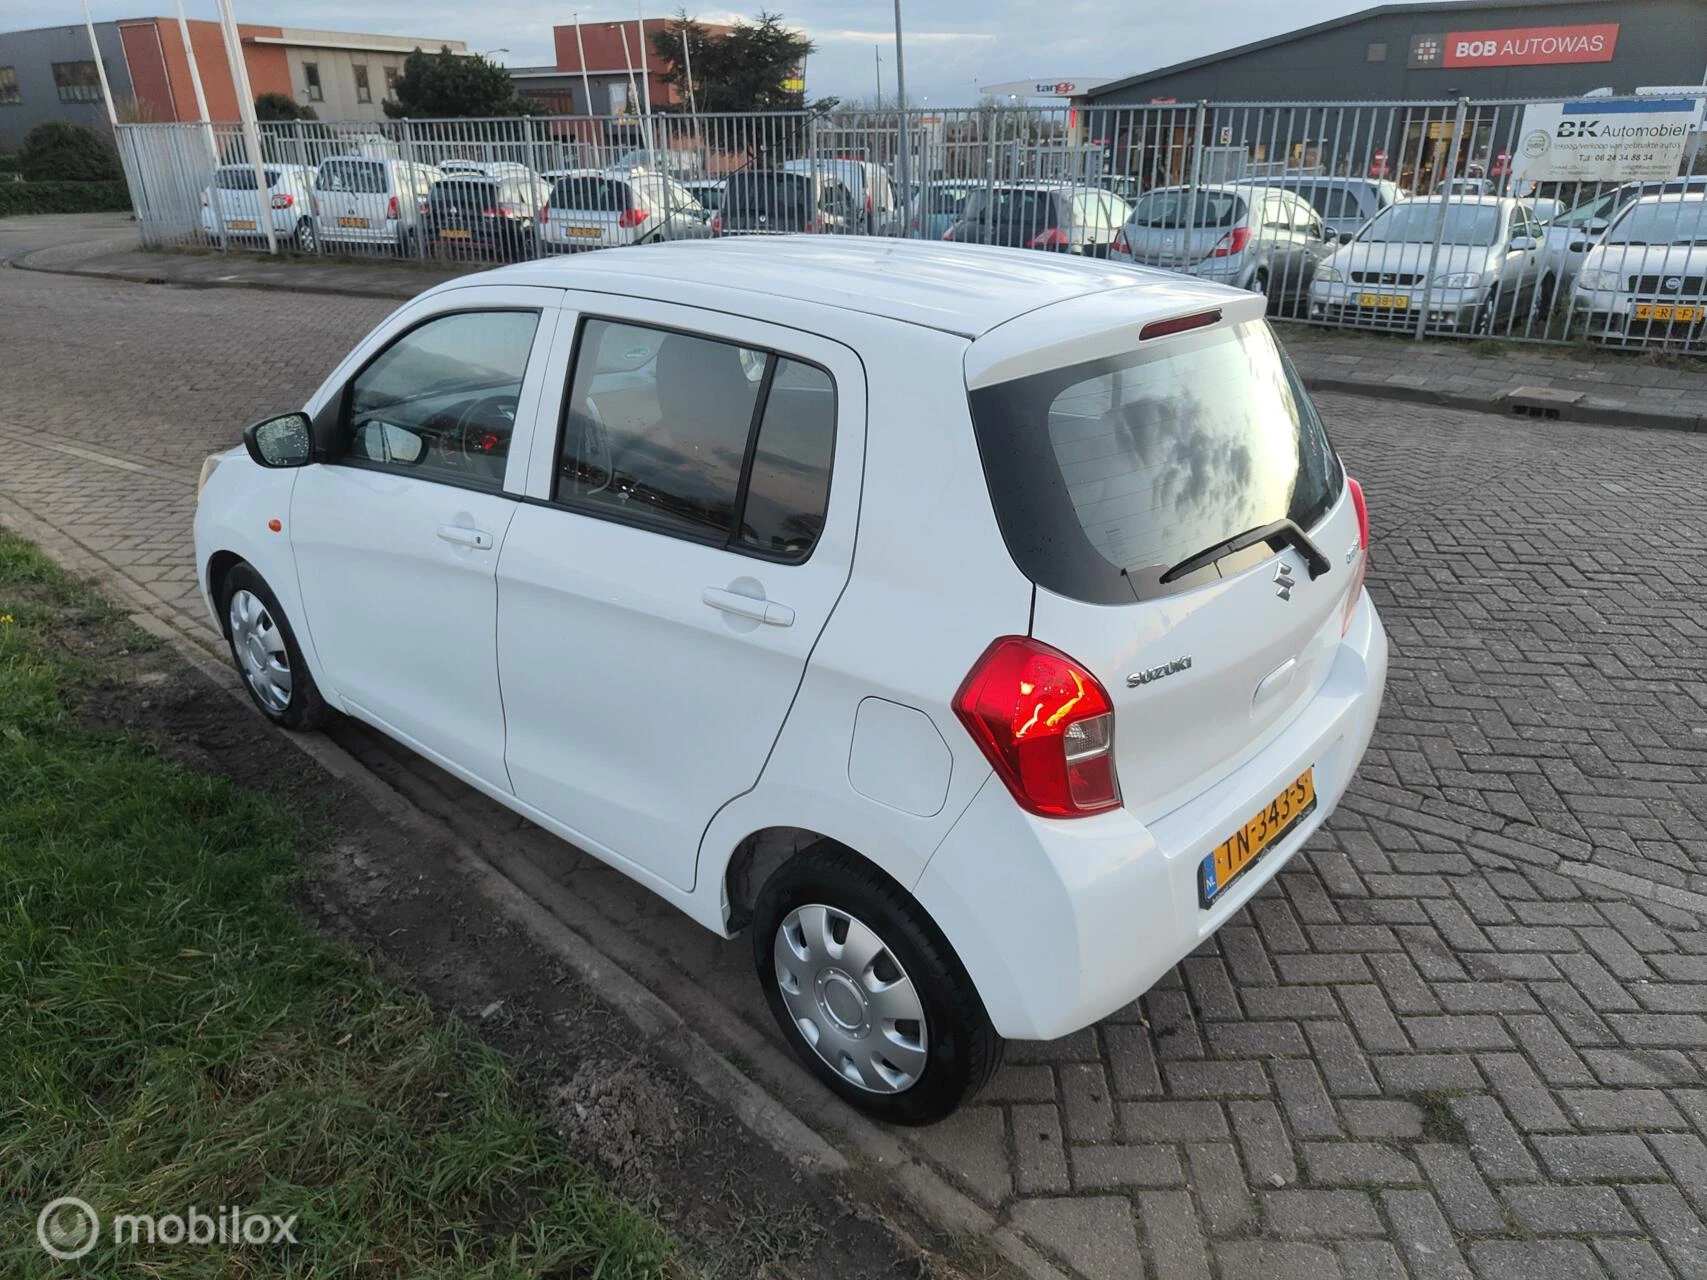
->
[[202, 163, 316, 251], [194, 239, 1385, 1125], [424, 174, 551, 261], [713, 170, 857, 236], [1309, 196, 1546, 333], [1570, 193, 1707, 345], [312, 155, 441, 255], [541, 169, 707, 251], [945, 184, 1132, 256], [1110, 183, 1333, 310], [782, 158, 899, 233]]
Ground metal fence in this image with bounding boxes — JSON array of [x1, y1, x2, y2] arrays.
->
[[115, 96, 1707, 354]]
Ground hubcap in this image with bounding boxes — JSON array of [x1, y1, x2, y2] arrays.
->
[[227, 589, 292, 713], [774, 904, 928, 1094]]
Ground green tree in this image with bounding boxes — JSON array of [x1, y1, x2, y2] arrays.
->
[[382, 47, 534, 119], [19, 121, 122, 182], [651, 11, 814, 113], [255, 92, 317, 122]]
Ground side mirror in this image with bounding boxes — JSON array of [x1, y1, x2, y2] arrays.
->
[[1509, 235, 1538, 252], [242, 412, 312, 468], [1337, 231, 1354, 244], [1586, 217, 1609, 233], [1568, 241, 1588, 254]]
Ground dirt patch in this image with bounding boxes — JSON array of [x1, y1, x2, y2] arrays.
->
[[62, 614, 1001, 1280]]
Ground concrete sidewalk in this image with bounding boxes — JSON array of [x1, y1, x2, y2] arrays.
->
[[14, 234, 1707, 432]]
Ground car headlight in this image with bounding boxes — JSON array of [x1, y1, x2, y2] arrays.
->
[[1432, 271, 1486, 289], [1314, 265, 1343, 284], [196, 453, 223, 501], [1576, 268, 1624, 291]]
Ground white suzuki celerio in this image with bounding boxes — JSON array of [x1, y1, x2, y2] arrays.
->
[[195, 238, 1387, 1124]]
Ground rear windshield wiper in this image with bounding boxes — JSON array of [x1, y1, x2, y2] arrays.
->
[[1158, 519, 1332, 586]]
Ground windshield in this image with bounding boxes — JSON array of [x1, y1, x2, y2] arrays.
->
[[1603, 199, 1707, 245], [215, 167, 281, 190], [962, 188, 1057, 228], [1361, 202, 1500, 245], [316, 159, 386, 194], [1127, 190, 1245, 228], [967, 319, 1343, 604]]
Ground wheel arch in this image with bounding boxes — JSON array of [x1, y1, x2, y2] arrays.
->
[[205, 549, 246, 634]]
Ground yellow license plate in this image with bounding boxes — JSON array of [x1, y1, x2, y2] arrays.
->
[[567, 226, 601, 239], [1200, 769, 1317, 908], [337, 216, 368, 229], [1357, 292, 1410, 309], [440, 228, 472, 240], [1634, 304, 1702, 323], [226, 219, 256, 231]]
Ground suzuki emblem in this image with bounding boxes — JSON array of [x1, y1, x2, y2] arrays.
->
[[1274, 562, 1297, 601]]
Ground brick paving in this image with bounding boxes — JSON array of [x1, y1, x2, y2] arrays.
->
[[5, 262, 1707, 1280]]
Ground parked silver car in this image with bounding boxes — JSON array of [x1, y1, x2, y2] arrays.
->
[[1276, 176, 1404, 241], [1109, 183, 1334, 310], [1570, 193, 1707, 345], [201, 163, 316, 251], [1309, 196, 1545, 334], [1540, 177, 1707, 296]]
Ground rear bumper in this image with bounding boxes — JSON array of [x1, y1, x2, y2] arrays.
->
[[915, 590, 1388, 1040]]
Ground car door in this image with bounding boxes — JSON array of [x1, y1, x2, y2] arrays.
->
[[497, 295, 865, 892], [289, 288, 561, 789]]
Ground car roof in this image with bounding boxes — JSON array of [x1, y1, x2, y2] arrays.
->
[[1628, 192, 1707, 205], [447, 237, 1238, 339]]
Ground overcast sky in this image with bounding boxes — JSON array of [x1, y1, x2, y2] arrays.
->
[[22, 0, 1462, 104]]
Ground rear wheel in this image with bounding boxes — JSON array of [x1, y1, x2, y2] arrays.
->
[[220, 563, 327, 731], [292, 217, 317, 254], [752, 843, 1003, 1125]]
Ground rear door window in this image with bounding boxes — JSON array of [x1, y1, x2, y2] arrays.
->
[[316, 159, 387, 194], [967, 319, 1342, 604]]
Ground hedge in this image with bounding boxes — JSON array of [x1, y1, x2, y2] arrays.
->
[[0, 180, 132, 217]]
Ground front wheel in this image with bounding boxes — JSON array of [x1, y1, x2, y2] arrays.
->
[[220, 563, 328, 731], [292, 217, 317, 254], [753, 843, 1003, 1125]]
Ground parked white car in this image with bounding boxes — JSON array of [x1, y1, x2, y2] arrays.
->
[[1308, 195, 1548, 333], [201, 163, 317, 251], [1570, 193, 1707, 344], [782, 158, 900, 233], [312, 155, 442, 255], [193, 239, 1386, 1124], [540, 168, 708, 251]]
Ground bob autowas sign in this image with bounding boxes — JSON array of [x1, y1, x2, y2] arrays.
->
[[1408, 23, 1619, 69]]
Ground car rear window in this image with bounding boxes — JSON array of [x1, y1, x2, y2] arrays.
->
[[963, 189, 1058, 228], [215, 167, 281, 190], [552, 176, 631, 210], [723, 172, 813, 219], [429, 178, 497, 205], [967, 319, 1343, 604], [316, 159, 386, 194], [1128, 190, 1246, 228]]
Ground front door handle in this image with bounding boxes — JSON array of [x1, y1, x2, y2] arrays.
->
[[436, 524, 493, 550], [703, 587, 794, 627]]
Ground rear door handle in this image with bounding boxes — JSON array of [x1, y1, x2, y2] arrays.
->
[[436, 524, 493, 550], [703, 587, 794, 627]]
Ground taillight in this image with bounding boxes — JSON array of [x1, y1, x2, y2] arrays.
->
[[618, 208, 649, 229], [1341, 477, 1370, 636], [387, 195, 400, 220], [954, 637, 1121, 818], [865, 191, 873, 215], [710, 210, 722, 236], [480, 206, 503, 217], [1112, 227, 1130, 256], [810, 213, 826, 233], [1209, 226, 1252, 258], [539, 204, 549, 224], [1026, 227, 1070, 250], [271, 193, 294, 210], [941, 226, 955, 241]]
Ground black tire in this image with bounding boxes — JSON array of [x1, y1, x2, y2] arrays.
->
[[218, 562, 328, 732], [1471, 296, 1496, 336], [752, 842, 1003, 1125], [292, 217, 317, 254], [1534, 274, 1557, 319]]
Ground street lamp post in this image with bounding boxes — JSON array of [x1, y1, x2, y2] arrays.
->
[[892, 0, 910, 232]]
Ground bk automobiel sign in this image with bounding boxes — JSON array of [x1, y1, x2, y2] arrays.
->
[[1509, 98, 1696, 184], [1408, 23, 1619, 69]]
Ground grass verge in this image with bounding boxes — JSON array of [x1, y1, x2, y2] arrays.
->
[[0, 528, 670, 1278]]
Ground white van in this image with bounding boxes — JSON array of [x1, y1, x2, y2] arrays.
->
[[312, 156, 442, 255], [782, 158, 900, 233]]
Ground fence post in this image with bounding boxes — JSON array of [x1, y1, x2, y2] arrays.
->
[[1186, 100, 1208, 195], [397, 117, 424, 262], [525, 115, 544, 259], [1414, 96, 1469, 340]]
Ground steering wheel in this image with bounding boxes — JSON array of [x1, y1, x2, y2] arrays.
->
[[435, 393, 518, 466]]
